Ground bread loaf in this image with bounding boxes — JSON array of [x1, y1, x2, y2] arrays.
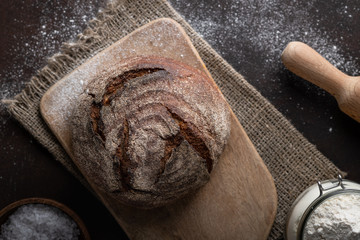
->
[[71, 56, 230, 208]]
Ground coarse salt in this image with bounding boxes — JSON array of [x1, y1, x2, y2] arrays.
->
[[0, 203, 80, 240]]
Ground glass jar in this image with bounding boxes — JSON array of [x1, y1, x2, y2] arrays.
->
[[285, 175, 360, 240]]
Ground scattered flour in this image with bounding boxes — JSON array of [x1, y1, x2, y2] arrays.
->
[[0, 204, 80, 240], [0, 0, 103, 113], [169, 0, 360, 76], [303, 193, 360, 240], [169, 0, 360, 135], [1, 0, 359, 127]]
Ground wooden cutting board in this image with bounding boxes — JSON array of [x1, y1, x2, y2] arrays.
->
[[40, 18, 277, 239]]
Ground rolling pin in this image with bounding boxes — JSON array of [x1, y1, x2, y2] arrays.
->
[[281, 41, 360, 123]]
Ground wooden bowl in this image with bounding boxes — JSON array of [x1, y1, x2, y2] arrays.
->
[[0, 198, 90, 240]]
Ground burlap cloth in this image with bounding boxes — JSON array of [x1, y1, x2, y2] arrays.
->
[[6, 0, 342, 239]]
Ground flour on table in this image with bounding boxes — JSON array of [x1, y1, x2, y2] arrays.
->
[[0, 0, 102, 115], [169, 0, 359, 76], [2, 0, 359, 129], [169, 0, 360, 134]]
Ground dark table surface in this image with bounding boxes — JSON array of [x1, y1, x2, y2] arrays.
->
[[1, 0, 359, 239]]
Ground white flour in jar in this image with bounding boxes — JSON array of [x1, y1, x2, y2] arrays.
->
[[303, 193, 360, 240]]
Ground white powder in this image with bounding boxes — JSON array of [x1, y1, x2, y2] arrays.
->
[[303, 193, 360, 240], [0, 204, 80, 240], [169, 0, 360, 76], [0, 0, 103, 117], [169, 0, 360, 127], [2, 0, 359, 126]]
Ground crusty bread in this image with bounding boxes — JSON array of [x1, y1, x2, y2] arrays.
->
[[71, 56, 230, 208]]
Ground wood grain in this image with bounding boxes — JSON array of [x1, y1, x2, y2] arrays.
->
[[282, 41, 360, 123], [40, 18, 277, 239]]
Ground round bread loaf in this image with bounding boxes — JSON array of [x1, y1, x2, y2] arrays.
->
[[71, 56, 230, 208]]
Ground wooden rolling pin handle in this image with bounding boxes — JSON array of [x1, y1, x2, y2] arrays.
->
[[282, 41, 360, 123], [281, 41, 348, 98]]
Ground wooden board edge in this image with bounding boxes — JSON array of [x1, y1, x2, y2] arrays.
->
[[39, 17, 278, 239], [229, 111, 278, 237]]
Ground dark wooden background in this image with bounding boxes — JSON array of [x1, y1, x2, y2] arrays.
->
[[1, 0, 359, 239]]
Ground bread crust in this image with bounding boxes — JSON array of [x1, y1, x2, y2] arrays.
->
[[71, 56, 230, 208]]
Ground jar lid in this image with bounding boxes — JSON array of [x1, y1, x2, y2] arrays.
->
[[285, 175, 360, 240]]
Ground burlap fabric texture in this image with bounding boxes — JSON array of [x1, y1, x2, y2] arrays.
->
[[6, 0, 342, 239]]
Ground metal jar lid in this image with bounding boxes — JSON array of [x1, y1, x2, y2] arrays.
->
[[285, 175, 360, 240]]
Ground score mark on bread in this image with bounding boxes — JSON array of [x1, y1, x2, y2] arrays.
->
[[71, 56, 230, 208]]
